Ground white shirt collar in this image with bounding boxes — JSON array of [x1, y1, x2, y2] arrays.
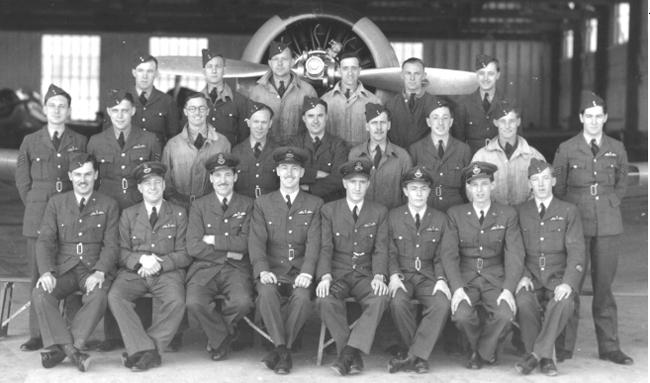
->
[[535, 195, 553, 211], [250, 137, 266, 149], [408, 205, 427, 221], [583, 132, 603, 146], [431, 134, 449, 149], [284, 190, 299, 205], [216, 192, 233, 205], [74, 192, 92, 206], [144, 201, 163, 216], [473, 203, 490, 219], [309, 133, 325, 142], [346, 198, 364, 213]]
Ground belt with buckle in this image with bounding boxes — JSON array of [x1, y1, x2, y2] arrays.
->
[[415, 257, 421, 271], [352, 252, 365, 258], [288, 248, 295, 261], [435, 186, 442, 197], [255, 186, 262, 198]]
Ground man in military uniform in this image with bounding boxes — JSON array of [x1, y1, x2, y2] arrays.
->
[[452, 54, 510, 155], [287, 96, 348, 202], [321, 52, 381, 148], [385, 58, 438, 150], [408, 97, 472, 212], [513, 159, 585, 376], [249, 42, 317, 144], [162, 92, 231, 211], [107, 162, 190, 372], [349, 103, 412, 210], [441, 161, 524, 369], [248, 146, 323, 374], [552, 92, 632, 365], [130, 54, 180, 145], [186, 152, 255, 361], [32, 153, 119, 372], [189, 49, 249, 147], [315, 159, 390, 376], [232, 102, 279, 199], [15, 84, 88, 351], [386, 166, 451, 374]]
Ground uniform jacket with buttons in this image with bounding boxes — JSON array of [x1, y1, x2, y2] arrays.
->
[[388, 204, 447, 282], [16, 126, 87, 237], [118, 200, 190, 282], [162, 124, 231, 209], [248, 71, 317, 145], [552, 133, 628, 237], [408, 135, 472, 212], [515, 198, 585, 292], [316, 198, 389, 281], [287, 132, 348, 203], [249, 190, 323, 279], [321, 81, 381, 147], [87, 126, 162, 211], [452, 88, 511, 155], [186, 192, 254, 285], [131, 86, 180, 145], [472, 135, 545, 206], [385, 91, 438, 150], [348, 139, 413, 210], [441, 202, 524, 293], [232, 137, 280, 199], [36, 191, 119, 278]]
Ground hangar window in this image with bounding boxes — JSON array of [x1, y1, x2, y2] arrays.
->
[[585, 18, 598, 53], [614, 3, 629, 45], [149, 37, 209, 94], [390, 42, 424, 66], [41, 34, 101, 120], [563, 30, 574, 59]]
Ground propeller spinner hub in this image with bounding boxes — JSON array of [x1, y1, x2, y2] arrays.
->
[[305, 55, 325, 78]]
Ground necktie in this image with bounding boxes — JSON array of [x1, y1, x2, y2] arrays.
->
[[139, 91, 148, 106], [483, 93, 490, 112], [437, 140, 445, 158], [118, 132, 125, 149], [408, 93, 416, 112], [345, 89, 351, 100], [222, 197, 228, 212], [352, 205, 358, 222], [150, 206, 158, 228], [286, 195, 292, 209], [373, 145, 382, 168], [590, 139, 599, 157], [278, 81, 286, 97], [479, 210, 485, 225], [539, 203, 546, 219], [253, 142, 262, 159], [79, 198, 86, 213], [313, 136, 321, 152], [209, 87, 218, 104], [415, 213, 420, 230], [194, 133, 204, 150], [52, 131, 60, 150], [505, 142, 514, 160]]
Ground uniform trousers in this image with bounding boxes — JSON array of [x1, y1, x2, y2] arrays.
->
[[516, 288, 575, 359], [108, 272, 185, 356], [452, 274, 514, 360], [186, 265, 255, 348], [32, 262, 110, 350], [255, 270, 313, 348], [315, 272, 389, 355], [26, 238, 41, 338], [390, 274, 451, 360]]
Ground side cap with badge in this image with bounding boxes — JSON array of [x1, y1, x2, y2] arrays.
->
[[269, 41, 290, 58], [44, 84, 72, 106], [579, 91, 605, 112], [107, 89, 134, 107], [68, 153, 97, 172], [527, 158, 553, 178], [365, 103, 389, 122], [301, 96, 328, 115]]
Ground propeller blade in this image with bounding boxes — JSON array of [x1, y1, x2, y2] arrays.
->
[[157, 56, 269, 78], [359, 67, 478, 95]]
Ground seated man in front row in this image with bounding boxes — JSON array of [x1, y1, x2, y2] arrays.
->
[[108, 162, 190, 372], [248, 146, 323, 374], [33, 153, 119, 372], [186, 153, 255, 361], [386, 166, 451, 374], [441, 161, 524, 369], [315, 159, 390, 376], [514, 159, 585, 376]]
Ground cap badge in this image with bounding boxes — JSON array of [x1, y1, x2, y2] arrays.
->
[[217, 154, 226, 165], [354, 161, 363, 171], [414, 169, 423, 178], [144, 167, 151, 174], [472, 164, 481, 174], [592, 101, 598, 107], [286, 149, 294, 159]]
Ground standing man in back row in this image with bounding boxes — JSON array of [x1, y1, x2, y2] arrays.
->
[[130, 54, 180, 145]]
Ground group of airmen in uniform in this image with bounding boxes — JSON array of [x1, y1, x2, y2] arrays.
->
[[14, 40, 633, 377]]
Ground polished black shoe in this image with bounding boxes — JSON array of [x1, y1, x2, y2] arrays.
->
[[94, 339, 124, 352], [540, 357, 558, 376], [40, 349, 66, 368], [349, 349, 364, 375], [387, 352, 412, 373], [211, 328, 240, 361], [165, 334, 182, 353], [599, 350, 634, 365], [466, 351, 482, 370], [555, 349, 573, 363], [261, 349, 279, 370], [131, 350, 161, 372], [413, 357, 429, 374], [121, 351, 145, 369], [482, 353, 498, 366], [70, 352, 91, 372], [384, 344, 402, 356], [331, 353, 352, 376], [515, 353, 538, 375], [21, 337, 43, 351], [274, 347, 292, 374]]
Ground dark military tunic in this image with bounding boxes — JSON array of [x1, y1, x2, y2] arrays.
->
[[232, 138, 280, 199], [452, 88, 508, 155], [131, 86, 180, 145]]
